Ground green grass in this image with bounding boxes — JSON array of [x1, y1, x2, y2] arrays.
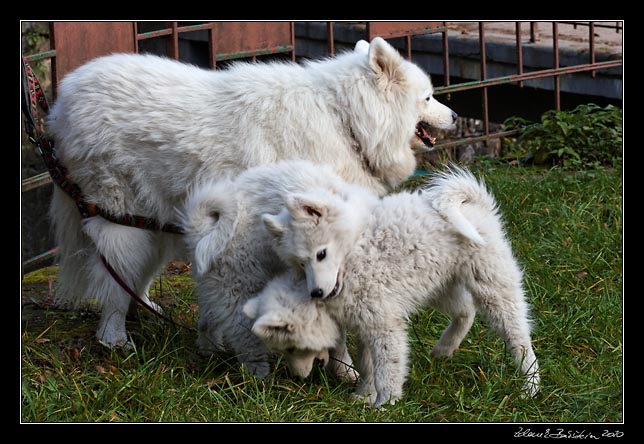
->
[[21, 164, 623, 423]]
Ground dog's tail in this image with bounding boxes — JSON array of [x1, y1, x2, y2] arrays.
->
[[49, 186, 96, 308], [178, 179, 240, 276], [422, 165, 498, 246]]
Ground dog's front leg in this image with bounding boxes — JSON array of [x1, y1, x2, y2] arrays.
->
[[370, 327, 409, 408], [328, 329, 359, 383], [351, 335, 376, 404]]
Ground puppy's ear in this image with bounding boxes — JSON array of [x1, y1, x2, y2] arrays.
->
[[354, 39, 370, 54], [242, 297, 260, 320], [368, 36, 404, 87], [286, 193, 328, 224], [251, 313, 295, 340], [262, 211, 286, 239]]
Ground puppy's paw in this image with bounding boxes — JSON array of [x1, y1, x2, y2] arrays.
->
[[350, 390, 378, 406], [329, 361, 360, 383], [241, 361, 271, 380], [374, 392, 400, 408], [430, 343, 456, 358]]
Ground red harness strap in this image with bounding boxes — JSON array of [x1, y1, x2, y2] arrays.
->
[[22, 57, 194, 332]]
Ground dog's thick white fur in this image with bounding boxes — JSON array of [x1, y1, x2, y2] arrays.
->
[[179, 160, 375, 378], [243, 271, 355, 380], [46, 37, 457, 348], [260, 166, 540, 407]]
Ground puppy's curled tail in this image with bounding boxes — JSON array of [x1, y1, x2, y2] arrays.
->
[[423, 165, 498, 246], [178, 179, 240, 276]]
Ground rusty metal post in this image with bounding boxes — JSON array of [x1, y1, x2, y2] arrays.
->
[[479, 22, 489, 144], [168, 22, 179, 60], [207, 24, 215, 69], [552, 22, 561, 110], [516, 21, 524, 87], [290, 21, 296, 62], [327, 22, 335, 56], [405, 34, 412, 60], [530, 22, 539, 42], [133, 22, 139, 53], [589, 21, 596, 78], [442, 25, 450, 100]]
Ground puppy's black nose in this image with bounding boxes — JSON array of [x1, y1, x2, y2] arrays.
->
[[313, 357, 326, 367], [310, 288, 324, 298], [451, 111, 458, 124]]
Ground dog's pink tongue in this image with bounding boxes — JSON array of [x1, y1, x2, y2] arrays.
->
[[419, 125, 436, 145]]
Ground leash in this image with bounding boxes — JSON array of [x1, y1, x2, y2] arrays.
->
[[22, 57, 195, 333]]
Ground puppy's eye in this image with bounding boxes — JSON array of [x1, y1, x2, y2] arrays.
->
[[316, 249, 327, 261], [425, 96, 431, 102], [286, 347, 295, 354]]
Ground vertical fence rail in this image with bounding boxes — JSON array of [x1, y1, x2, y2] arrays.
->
[[479, 22, 490, 143], [553, 22, 561, 111], [516, 22, 524, 88]]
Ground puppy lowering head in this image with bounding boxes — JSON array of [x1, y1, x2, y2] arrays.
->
[[243, 273, 340, 378], [262, 188, 367, 300]]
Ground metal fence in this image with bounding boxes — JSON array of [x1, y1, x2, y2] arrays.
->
[[20, 21, 623, 274]]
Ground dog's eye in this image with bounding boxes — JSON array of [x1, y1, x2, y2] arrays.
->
[[316, 249, 327, 261], [286, 347, 295, 354], [425, 96, 431, 102]]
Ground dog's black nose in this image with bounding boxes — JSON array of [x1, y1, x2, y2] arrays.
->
[[310, 288, 324, 298], [451, 111, 458, 124], [313, 357, 326, 367]]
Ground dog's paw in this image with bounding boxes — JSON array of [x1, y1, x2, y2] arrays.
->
[[429, 343, 456, 358], [146, 300, 164, 314], [329, 361, 360, 383], [350, 390, 378, 406], [98, 337, 133, 351], [520, 373, 541, 399], [336, 367, 360, 384], [374, 392, 400, 408], [241, 361, 271, 380]]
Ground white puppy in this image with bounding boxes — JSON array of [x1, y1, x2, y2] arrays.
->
[[259, 166, 540, 407], [180, 160, 374, 378], [243, 272, 357, 381]]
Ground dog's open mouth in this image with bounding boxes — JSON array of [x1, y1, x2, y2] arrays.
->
[[326, 273, 343, 299], [415, 121, 437, 148]]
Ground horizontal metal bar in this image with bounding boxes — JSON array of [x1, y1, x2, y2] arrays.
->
[[414, 129, 522, 154], [22, 172, 52, 192], [24, 50, 56, 62], [22, 247, 58, 275], [135, 23, 216, 41], [175, 23, 214, 33], [215, 45, 294, 61], [434, 59, 622, 95], [136, 28, 174, 40], [558, 21, 622, 31]]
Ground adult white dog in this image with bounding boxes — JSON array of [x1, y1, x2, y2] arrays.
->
[[46, 36, 456, 348], [258, 166, 540, 407]]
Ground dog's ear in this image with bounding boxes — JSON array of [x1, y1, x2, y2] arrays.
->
[[354, 39, 370, 54], [251, 313, 296, 340], [286, 193, 328, 224], [262, 211, 287, 239], [242, 297, 260, 320], [368, 37, 404, 87]]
